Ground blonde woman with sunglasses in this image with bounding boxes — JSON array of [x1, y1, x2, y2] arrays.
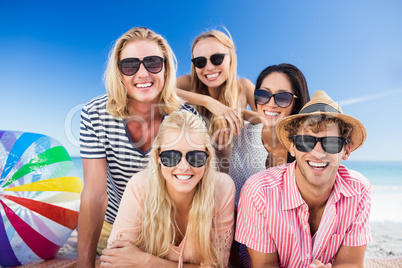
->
[[100, 111, 235, 268], [177, 29, 258, 173], [78, 27, 199, 267]]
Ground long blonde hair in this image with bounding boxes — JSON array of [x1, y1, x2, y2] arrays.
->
[[135, 111, 223, 267], [190, 29, 240, 120], [104, 27, 183, 118]]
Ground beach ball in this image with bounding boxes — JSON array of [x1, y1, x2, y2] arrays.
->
[[0, 130, 83, 266]]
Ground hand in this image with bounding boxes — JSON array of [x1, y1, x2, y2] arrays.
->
[[100, 240, 150, 267], [309, 259, 332, 268], [209, 105, 244, 150]]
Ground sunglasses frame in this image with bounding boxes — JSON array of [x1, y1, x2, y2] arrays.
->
[[254, 89, 298, 108], [118, 56, 165, 76], [158, 150, 209, 168], [191, 53, 228, 69], [293, 135, 347, 154]]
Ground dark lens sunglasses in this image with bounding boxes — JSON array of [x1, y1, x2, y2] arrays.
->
[[191, 53, 227, 69], [254, 89, 298, 108], [293, 135, 347, 154], [119, 56, 165, 76], [159, 150, 209, 168]]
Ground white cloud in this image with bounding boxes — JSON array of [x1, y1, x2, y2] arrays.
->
[[339, 89, 402, 106]]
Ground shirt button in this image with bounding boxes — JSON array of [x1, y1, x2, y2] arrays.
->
[[304, 224, 308, 230], [306, 253, 310, 258]]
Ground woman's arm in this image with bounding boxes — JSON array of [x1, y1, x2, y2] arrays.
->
[[101, 240, 206, 268], [177, 74, 243, 149]]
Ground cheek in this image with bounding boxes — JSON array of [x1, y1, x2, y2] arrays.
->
[[195, 68, 204, 79], [283, 103, 295, 116]]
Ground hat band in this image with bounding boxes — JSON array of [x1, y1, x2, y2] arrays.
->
[[300, 103, 340, 114]]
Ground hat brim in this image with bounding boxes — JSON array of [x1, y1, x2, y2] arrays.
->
[[276, 111, 367, 153]]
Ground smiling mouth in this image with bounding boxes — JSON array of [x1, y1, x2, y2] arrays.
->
[[205, 73, 220, 79], [175, 175, 193, 181], [135, 82, 153, 89], [264, 111, 280, 116], [308, 161, 329, 169]]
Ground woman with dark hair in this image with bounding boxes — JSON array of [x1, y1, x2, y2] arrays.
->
[[229, 63, 310, 209], [228, 64, 310, 267]]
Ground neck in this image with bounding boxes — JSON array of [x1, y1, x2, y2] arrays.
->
[[207, 86, 221, 100], [295, 170, 334, 210], [128, 98, 162, 122]]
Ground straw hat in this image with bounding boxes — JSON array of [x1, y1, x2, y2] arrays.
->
[[276, 90, 367, 152]]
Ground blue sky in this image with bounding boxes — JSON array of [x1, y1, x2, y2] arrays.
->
[[1, 1, 401, 161]]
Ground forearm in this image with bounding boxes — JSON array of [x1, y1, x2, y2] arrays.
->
[[148, 255, 202, 268], [176, 88, 213, 108], [242, 109, 260, 123], [77, 189, 108, 267]]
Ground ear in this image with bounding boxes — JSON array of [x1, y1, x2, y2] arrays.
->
[[289, 141, 296, 157], [341, 144, 352, 161]]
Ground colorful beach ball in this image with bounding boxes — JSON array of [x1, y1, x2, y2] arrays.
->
[[0, 130, 83, 266]]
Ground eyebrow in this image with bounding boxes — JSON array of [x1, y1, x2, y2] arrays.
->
[[260, 87, 293, 93]]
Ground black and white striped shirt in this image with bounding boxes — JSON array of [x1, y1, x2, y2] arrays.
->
[[80, 94, 198, 223]]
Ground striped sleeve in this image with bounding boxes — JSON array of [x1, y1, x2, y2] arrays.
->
[[80, 96, 107, 158], [235, 175, 277, 253], [343, 172, 372, 246]]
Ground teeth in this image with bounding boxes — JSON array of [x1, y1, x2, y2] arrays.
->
[[206, 73, 219, 79], [308, 161, 328, 168], [264, 111, 279, 116], [175, 175, 192, 181], [136, 82, 152, 88]]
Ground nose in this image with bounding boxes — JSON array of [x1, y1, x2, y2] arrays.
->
[[176, 155, 191, 170], [265, 96, 277, 107], [309, 141, 327, 158], [135, 62, 149, 78], [205, 58, 215, 70]]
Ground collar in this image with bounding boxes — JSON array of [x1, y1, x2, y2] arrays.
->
[[282, 163, 359, 210]]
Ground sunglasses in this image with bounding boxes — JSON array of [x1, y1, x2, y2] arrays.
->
[[159, 150, 209, 168], [255, 89, 298, 108], [119, 56, 165, 76], [191, 53, 227, 69], [293, 135, 347, 154]]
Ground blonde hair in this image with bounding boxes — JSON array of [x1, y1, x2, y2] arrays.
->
[[190, 29, 240, 120], [135, 111, 224, 267], [104, 27, 183, 118]]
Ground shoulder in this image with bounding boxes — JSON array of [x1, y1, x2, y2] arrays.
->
[[215, 173, 235, 198], [238, 78, 255, 92], [243, 164, 288, 195], [126, 170, 149, 194], [177, 74, 192, 90], [83, 94, 108, 111], [338, 164, 371, 193]]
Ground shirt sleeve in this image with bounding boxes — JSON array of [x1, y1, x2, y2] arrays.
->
[[107, 173, 144, 247], [343, 182, 372, 246], [212, 174, 236, 267], [79, 103, 106, 159], [235, 176, 276, 253]]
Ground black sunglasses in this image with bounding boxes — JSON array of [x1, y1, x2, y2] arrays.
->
[[191, 53, 227, 69], [254, 89, 298, 108], [119, 56, 165, 76], [159, 150, 209, 168], [293, 135, 347, 154]]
